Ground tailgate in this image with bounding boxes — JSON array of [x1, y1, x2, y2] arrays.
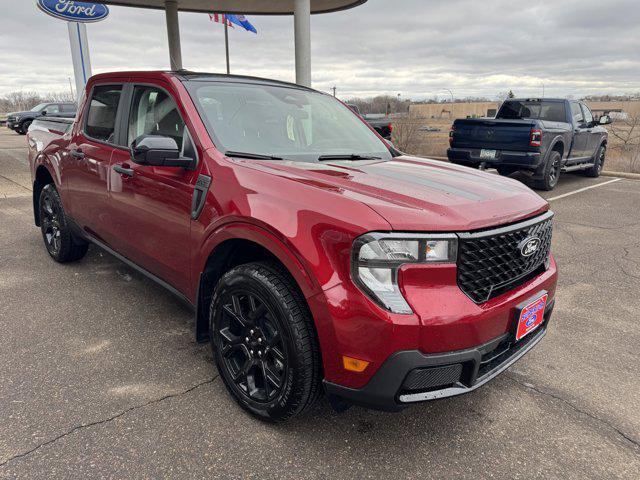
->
[[452, 119, 535, 151]]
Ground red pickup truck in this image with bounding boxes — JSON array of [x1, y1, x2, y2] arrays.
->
[[28, 71, 557, 421]]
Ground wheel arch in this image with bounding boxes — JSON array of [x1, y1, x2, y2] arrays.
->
[[194, 228, 321, 344], [549, 138, 565, 159]]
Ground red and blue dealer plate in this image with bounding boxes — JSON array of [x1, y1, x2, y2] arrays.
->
[[515, 293, 548, 341]]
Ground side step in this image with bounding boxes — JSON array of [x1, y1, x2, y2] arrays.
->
[[562, 163, 594, 172]]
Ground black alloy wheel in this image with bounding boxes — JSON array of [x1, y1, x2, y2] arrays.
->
[[40, 189, 62, 257], [533, 151, 562, 191], [548, 154, 561, 187], [210, 262, 321, 421], [215, 290, 288, 403], [38, 184, 89, 262], [585, 145, 605, 178]]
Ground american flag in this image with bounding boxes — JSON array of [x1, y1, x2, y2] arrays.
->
[[209, 13, 234, 27]]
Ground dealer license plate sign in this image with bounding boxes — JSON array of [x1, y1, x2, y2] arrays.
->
[[515, 293, 548, 341], [480, 149, 497, 159]]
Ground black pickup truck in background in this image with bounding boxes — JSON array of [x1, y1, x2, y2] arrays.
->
[[447, 99, 611, 190], [6, 102, 76, 135]]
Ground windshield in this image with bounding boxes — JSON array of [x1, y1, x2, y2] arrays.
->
[[185, 80, 393, 162], [497, 101, 566, 122], [30, 103, 48, 112]]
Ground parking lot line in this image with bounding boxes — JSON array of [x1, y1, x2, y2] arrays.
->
[[547, 178, 622, 202]]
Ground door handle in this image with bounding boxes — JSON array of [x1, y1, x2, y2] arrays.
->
[[70, 148, 85, 159], [113, 164, 134, 177]]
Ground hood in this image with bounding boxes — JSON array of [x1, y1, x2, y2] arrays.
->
[[8, 111, 33, 117], [248, 155, 549, 231]]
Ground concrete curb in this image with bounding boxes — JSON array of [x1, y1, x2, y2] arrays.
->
[[601, 170, 640, 180]]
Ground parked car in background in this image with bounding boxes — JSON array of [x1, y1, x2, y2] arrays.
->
[[346, 105, 393, 140], [363, 114, 393, 140], [447, 98, 611, 190], [28, 71, 557, 421], [6, 102, 76, 134]]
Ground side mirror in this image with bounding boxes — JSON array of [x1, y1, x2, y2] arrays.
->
[[130, 135, 194, 169], [599, 115, 612, 125], [41, 110, 47, 116]]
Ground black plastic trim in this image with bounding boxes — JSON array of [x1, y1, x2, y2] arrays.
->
[[324, 299, 554, 412], [191, 174, 211, 220]]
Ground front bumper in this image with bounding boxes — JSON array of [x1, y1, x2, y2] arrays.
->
[[324, 300, 554, 411], [447, 147, 541, 169]]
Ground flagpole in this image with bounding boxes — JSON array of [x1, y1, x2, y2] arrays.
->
[[224, 21, 230, 74]]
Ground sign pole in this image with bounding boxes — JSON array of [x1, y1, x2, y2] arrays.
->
[[224, 21, 230, 74], [67, 21, 92, 103]]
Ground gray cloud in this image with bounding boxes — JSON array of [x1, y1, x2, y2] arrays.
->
[[0, 0, 638, 99]]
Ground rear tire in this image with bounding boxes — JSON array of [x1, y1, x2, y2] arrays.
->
[[532, 151, 561, 191], [39, 184, 89, 263], [496, 166, 516, 176], [584, 144, 605, 178], [210, 262, 321, 422]]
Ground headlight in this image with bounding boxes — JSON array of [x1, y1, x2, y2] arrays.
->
[[351, 233, 457, 314]]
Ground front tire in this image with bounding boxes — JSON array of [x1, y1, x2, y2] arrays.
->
[[20, 120, 32, 135], [584, 144, 605, 178], [39, 184, 88, 262], [533, 150, 561, 191], [210, 262, 321, 422]]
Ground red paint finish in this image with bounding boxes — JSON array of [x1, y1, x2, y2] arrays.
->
[[28, 71, 559, 395]]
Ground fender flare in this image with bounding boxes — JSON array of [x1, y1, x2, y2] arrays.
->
[[540, 136, 566, 173], [194, 220, 322, 342]]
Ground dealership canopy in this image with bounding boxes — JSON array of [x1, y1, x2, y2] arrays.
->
[[98, 0, 367, 86]]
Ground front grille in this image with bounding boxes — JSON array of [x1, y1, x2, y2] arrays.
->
[[457, 212, 553, 303]]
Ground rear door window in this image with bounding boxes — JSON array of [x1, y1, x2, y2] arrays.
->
[[84, 85, 123, 143], [570, 102, 585, 124], [61, 104, 76, 113]]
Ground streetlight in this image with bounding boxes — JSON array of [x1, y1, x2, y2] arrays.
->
[[442, 88, 454, 103]]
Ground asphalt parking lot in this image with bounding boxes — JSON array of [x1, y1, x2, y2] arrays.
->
[[1, 128, 639, 479]]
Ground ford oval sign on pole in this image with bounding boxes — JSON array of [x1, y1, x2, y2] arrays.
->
[[37, 1, 109, 103], [37, 0, 109, 23]]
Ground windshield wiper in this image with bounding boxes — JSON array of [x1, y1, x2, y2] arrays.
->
[[317, 154, 382, 161], [224, 150, 284, 160]]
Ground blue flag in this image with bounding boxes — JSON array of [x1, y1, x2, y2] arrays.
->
[[226, 14, 257, 33]]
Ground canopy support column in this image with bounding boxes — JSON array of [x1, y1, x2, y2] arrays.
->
[[164, 0, 182, 70], [294, 0, 311, 87]]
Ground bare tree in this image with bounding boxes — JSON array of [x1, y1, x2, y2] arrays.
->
[[391, 117, 421, 153], [1, 90, 76, 114], [608, 115, 640, 173]]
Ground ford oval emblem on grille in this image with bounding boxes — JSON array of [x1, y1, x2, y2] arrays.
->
[[518, 237, 541, 257]]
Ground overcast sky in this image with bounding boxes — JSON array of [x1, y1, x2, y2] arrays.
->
[[0, 0, 638, 100]]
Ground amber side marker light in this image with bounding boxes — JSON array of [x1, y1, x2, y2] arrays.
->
[[343, 356, 370, 373]]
